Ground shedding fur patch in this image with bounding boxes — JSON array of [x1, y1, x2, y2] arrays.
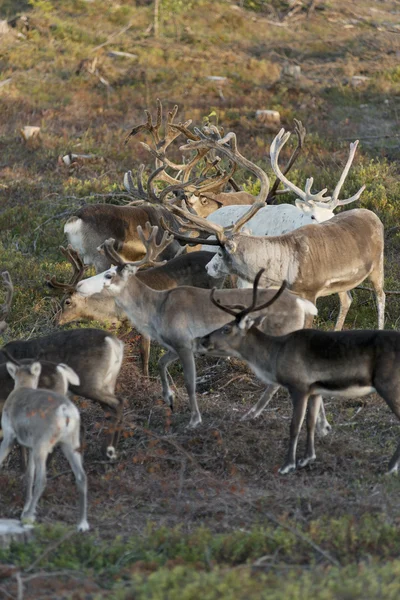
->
[[296, 297, 318, 316], [57, 364, 80, 391], [103, 337, 124, 386]]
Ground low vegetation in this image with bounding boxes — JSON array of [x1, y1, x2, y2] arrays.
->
[[1, 0, 400, 597]]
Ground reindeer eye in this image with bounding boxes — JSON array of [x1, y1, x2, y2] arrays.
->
[[222, 325, 231, 334], [105, 273, 113, 280], [311, 215, 316, 220], [65, 298, 71, 306]]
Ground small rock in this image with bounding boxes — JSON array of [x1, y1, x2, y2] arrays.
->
[[280, 63, 301, 80], [20, 126, 41, 142], [351, 75, 370, 87], [255, 110, 281, 128]]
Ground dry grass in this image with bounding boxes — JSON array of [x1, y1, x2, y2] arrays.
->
[[1, 0, 400, 597]]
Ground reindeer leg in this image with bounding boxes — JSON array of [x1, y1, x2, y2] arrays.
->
[[140, 335, 151, 377], [22, 450, 35, 515], [335, 291, 352, 331], [158, 350, 179, 410], [60, 439, 89, 531], [315, 399, 332, 437], [241, 384, 280, 420], [298, 394, 322, 468], [279, 391, 309, 475], [369, 262, 385, 330], [21, 448, 48, 523], [176, 348, 202, 429], [77, 387, 122, 461], [374, 383, 400, 474]]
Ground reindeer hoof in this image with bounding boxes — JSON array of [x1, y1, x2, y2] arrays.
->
[[278, 462, 296, 475], [386, 464, 399, 475], [163, 392, 174, 410], [316, 421, 332, 437], [297, 455, 316, 469], [21, 513, 35, 525], [186, 415, 202, 429], [106, 446, 117, 461], [77, 520, 90, 532]]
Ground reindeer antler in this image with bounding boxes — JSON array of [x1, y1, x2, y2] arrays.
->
[[210, 270, 287, 321], [46, 246, 88, 293], [267, 119, 306, 203], [270, 128, 365, 209], [180, 129, 270, 204]]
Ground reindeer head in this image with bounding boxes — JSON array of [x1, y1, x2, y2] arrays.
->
[[197, 271, 287, 355], [7, 361, 42, 390], [76, 222, 175, 297]]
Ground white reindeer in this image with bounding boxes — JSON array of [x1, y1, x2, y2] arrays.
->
[[200, 129, 364, 268]]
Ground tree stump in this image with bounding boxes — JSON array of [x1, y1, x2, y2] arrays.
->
[[0, 519, 34, 549]]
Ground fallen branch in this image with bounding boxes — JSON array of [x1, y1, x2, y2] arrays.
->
[[91, 21, 134, 53], [356, 286, 400, 295]]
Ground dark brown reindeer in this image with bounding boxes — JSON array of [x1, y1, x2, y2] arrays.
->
[[198, 271, 400, 475], [64, 202, 184, 274], [49, 224, 224, 377]]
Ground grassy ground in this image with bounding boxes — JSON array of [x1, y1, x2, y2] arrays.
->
[[1, 0, 400, 597]]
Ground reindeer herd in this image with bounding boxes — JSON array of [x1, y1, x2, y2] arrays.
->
[[0, 100, 398, 532]]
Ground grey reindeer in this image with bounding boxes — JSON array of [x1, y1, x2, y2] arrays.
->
[[198, 271, 400, 476], [76, 237, 325, 431], [0, 361, 89, 531]]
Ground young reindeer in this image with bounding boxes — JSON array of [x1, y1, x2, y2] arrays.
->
[[167, 129, 384, 331], [0, 354, 80, 416], [1, 361, 89, 530], [49, 224, 223, 377], [76, 238, 325, 431], [198, 271, 400, 476]]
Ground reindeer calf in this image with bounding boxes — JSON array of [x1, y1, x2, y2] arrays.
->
[[0, 362, 89, 531]]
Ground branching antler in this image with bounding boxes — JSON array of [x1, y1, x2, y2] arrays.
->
[[98, 223, 174, 270], [267, 119, 306, 203], [0, 271, 13, 333], [135, 222, 174, 268], [180, 129, 270, 204], [46, 246, 88, 294], [270, 128, 365, 209], [210, 269, 287, 321]]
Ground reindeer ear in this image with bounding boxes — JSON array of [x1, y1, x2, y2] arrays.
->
[[6, 362, 17, 379], [30, 362, 42, 378], [238, 315, 255, 332], [295, 199, 312, 214], [238, 314, 266, 332]]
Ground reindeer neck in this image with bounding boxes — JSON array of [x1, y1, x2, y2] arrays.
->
[[114, 275, 168, 333], [236, 327, 283, 385], [82, 294, 123, 321], [231, 235, 297, 286]]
